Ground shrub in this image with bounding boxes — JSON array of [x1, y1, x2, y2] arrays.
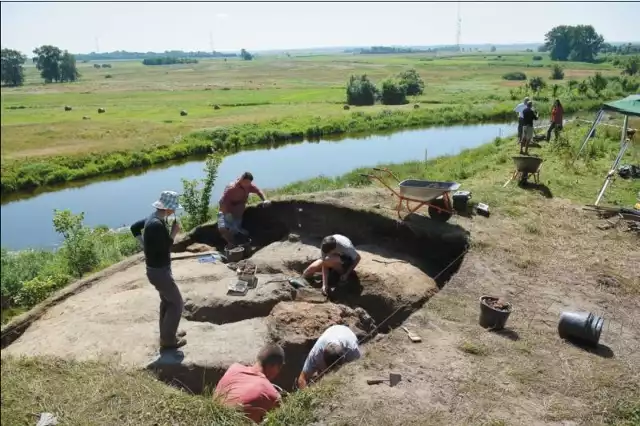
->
[[621, 56, 639, 76], [588, 72, 608, 94], [104, 74, 112, 79], [380, 79, 407, 105], [15, 273, 69, 307], [528, 76, 546, 93], [397, 69, 425, 96], [532, 55, 543, 61], [346, 74, 377, 106], [53, 210, 100, 277], [502, 71, 527, 81], [550, 65, 565, 80], [180, 154, 222, 231]]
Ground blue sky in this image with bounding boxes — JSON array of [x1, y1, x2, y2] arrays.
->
[[2, 1, 639, 55]]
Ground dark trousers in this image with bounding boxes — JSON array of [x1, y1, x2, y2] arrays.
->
[[546, 122, 562, 141], [146, 266, 183, 343], [517, 118, 524, 142]]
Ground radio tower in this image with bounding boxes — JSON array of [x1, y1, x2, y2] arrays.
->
[[456, 2, 462, 52], [209, 31, 215, 54]]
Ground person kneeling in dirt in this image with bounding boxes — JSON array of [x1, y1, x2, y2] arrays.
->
[[297, 324, 361, 390], [303, 234, 361, 296], [218, 172, 270, 248], [130, 190, 186, 350], [214, 344, 285, 423]]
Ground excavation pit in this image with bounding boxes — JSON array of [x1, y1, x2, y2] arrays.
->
[[2, 198, 469, 395]]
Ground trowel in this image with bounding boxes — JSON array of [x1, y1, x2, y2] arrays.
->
[[366, 372, 402, 387]]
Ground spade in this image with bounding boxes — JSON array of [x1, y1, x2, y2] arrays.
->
[[366, 372, 402, 387]]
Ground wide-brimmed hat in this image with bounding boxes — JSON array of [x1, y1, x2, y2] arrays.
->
[[152, 190, 182, 210]]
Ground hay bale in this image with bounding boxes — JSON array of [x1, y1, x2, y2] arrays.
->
[[64, 105, 72, 111], [98, 108, 106, 114], [213, 105, 221, 110], [180, 110, 188, 116], [82, 116, 90, 120], [414, 104, 420, 109], [343, 105, 350, 110]]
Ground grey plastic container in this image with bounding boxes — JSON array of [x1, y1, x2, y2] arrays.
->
[[558, 311, 604, 346]]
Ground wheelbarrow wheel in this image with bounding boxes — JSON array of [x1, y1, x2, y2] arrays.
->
[[428, 195, 453, 222]]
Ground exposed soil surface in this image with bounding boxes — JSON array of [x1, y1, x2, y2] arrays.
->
[[2, 194, 464, 393]]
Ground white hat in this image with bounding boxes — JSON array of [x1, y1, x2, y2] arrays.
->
[[152, 191, 182, 210]]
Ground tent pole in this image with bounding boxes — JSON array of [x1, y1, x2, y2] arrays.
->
[[575, 109, 604, 161], [594, 115, 630, 206]]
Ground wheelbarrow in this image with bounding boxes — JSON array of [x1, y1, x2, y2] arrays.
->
[[503, 156, 544, 187], [361, 168, 460, 222]]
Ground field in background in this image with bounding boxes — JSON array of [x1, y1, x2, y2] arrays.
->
[[1, 52, 621, 160]]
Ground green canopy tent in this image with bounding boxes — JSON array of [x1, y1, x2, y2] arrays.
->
[[575, 94, 639, 205]]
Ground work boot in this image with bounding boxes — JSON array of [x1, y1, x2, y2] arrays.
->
[[160, 337, 187, 350], [177, 330, 187, 338]]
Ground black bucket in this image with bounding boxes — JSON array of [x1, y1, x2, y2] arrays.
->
[[479, 296, 512, 330], [558, 311, 604, 347]]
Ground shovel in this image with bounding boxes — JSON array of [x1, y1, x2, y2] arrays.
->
[[367, 372, 402, 387]]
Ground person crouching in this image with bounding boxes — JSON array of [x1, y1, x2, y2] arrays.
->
[[303, 234, 361, 296], [214, 344, 285, 424]]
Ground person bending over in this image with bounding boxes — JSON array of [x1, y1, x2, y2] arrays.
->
[[217, 172, 270, 248], [303, 234, 361, 296], [214, 344, 285, 424], [130, 190, 186, 350], [297, 324, 361, 390]]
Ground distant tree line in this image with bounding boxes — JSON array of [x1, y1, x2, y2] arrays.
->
[[142, 57, 199, 66], [600, 43, 640, 55], [353, 45, 461, 55], [75, 50, 237, 61]]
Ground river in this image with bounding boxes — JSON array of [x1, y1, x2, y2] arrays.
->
[[1, 122, 517, 250]]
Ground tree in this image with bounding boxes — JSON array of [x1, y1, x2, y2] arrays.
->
[[33, 45, 80, 83], [490, 46, 497, 52], [380, 79, 407, 105], [180, 154, 222, 231], [60, 51, 80, 82], [543, 25, 604, 62], [397, 69, 425, 96], [1, 48, 26, 86], [33, 45, 62, 82], [240, 49, 253, 61], [346, 74, 377, 106]]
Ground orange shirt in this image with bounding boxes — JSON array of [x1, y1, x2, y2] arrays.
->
[[214, 363, 281, 423], [551, 106, 564, 124], [218, 181, 260, 217]]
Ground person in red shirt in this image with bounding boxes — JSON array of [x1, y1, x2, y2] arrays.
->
[[217, 172, 270, 248], [546, 99, 564, 142], [214, 344, 284, 423]]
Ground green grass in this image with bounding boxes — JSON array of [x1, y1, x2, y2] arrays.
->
[[271, 123, 640, 208], [2, 52, 636, 194], [1, 224, 140, 324], [0, 356, 337, 426]]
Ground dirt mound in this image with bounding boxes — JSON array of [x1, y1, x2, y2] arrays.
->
[[266, 301, 376, 389]]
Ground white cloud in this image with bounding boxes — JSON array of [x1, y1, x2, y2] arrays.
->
[[215, 13, 229, 20]]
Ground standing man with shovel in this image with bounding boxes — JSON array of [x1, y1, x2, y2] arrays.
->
[[130, 190, 186, 350]]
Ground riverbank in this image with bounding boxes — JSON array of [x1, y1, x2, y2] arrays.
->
[[1, 98, 605, 195]]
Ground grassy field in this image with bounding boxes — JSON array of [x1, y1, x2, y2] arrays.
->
[[2, 123, 639, 425], [2, 52, 636, 194]]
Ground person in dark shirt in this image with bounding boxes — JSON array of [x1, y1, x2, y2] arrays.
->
[[520, 101, 539, 155], [130, 190, 186, 350]]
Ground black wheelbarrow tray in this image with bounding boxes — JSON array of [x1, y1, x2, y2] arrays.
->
[[361, 168, 460, 222]]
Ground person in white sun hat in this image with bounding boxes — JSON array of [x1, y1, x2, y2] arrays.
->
[[130, 190, 187, 350]]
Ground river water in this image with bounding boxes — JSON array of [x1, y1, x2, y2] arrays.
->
[[1, 122, 517, 250]]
